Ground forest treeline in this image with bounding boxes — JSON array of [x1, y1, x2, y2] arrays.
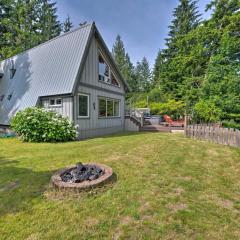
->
[[112, 0, 240, 128], [0, 0, 240, 127]]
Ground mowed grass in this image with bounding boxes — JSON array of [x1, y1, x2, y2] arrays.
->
[[0, 132, 240, 240]]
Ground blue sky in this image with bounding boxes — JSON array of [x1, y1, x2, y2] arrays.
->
[[57, 0, 212, 67]]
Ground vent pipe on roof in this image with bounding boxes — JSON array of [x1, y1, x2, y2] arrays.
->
[[10, 60, 16, 79]]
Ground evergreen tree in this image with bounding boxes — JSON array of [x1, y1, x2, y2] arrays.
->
[[15, 0, 42, 50], [38, 0, 62, 42], [0, 0, 42, 59], [0, 0, 15, 59], [63, 15, 73, 33], [0, 0, 62, 60], [112, 35, 126, 72], [135, 57, 152, 92], [200, 0, 240, 115], [153, 0, 202, 98], [166, 0, 201, 54], [112, 35, 136, 90], [122, 53, 137, 91]]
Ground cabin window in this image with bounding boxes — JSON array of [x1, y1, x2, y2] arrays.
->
[[49, 98, 62, 107], [56, 99, 62, 105], [98, 51, 120, 87], [98, 97, 120, 118], [114, 100, 120, 116], [78, 93, 89, 118], [99, 97, 106, 117]]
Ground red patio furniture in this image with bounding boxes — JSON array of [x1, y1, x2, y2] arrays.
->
[[163, 115, 184, 127]]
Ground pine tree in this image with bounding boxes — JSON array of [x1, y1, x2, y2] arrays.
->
[[0, 0, 62, 60], [135, 57, 152, 92], [0, 0, 14, 59], [39, 0, 62, 42], [153, 0, 201, 97], [112, 35, 126, 72], [206, 0, 240, 26], [15, 0, 42, 50], [165, 0, 201, 57], [200, 0, 240, 115], [112, 35, 136, 90], [122, 53, 137, 90], [63, 15, 73, 33], [0, 0, 41, 58]]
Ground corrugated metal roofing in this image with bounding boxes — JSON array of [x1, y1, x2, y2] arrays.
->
[[0, 23, 93, 125]]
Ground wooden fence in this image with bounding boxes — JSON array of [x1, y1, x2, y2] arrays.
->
[[185, 124, 240, 148]]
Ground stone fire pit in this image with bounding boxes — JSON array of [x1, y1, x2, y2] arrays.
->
[[51, 163, 113, 191]]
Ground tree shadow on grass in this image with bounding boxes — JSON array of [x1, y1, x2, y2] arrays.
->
[[0, 159, 53, 216], [0, 158, 19, 165], [0, 159, 118, 216]]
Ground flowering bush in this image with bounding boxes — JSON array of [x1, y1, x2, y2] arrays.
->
[[11, 107, 77, 142]]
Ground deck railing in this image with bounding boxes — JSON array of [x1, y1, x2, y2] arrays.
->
[[125, 108, 144, 127]]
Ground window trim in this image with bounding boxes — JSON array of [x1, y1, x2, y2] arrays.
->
[[49, 98, 62, 107], [78, 93, 90, 119], [98, 50, 121, 88], [98, 96, 121, 119]]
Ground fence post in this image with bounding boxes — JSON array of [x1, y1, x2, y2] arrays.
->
[[184, 114, 187, 136], [224, 128, 229, 145], [236, 129, 240, 147]]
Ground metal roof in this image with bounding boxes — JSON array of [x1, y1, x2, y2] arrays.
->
[[0, 23, 94, 125], [0, 22, 129, 125]]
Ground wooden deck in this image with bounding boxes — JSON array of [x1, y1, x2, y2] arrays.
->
[[140, 125, 184, 133]]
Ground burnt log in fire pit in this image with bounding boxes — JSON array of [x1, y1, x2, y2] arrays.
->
[[51, 163, 113, 191]]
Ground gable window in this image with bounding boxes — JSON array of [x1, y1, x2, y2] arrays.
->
[[78, 93, 89, 118], [111, 72, 119, 87], [49, 98, 62, 107], [98, 51, 120, 87], [98, 97, 120, 118]]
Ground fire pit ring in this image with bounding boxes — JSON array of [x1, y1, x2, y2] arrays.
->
[[51, 163, 113, 191]]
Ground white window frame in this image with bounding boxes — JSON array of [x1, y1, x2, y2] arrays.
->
[[98, 96, 120, 118], [113, 99, 120, 117], [49, 98, 62, 107], [98, 50, 120, 88], [78, 93, 90, 118]]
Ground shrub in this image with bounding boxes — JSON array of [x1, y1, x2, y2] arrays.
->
[[224, 113, 240, 123], [11, 107, 77, 142], [193, 99, 223, 123], [150, 99, 185, 117], [222, 120, 240, 130]]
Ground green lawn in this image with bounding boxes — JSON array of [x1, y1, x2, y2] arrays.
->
[[0, 132, 240, 240]]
